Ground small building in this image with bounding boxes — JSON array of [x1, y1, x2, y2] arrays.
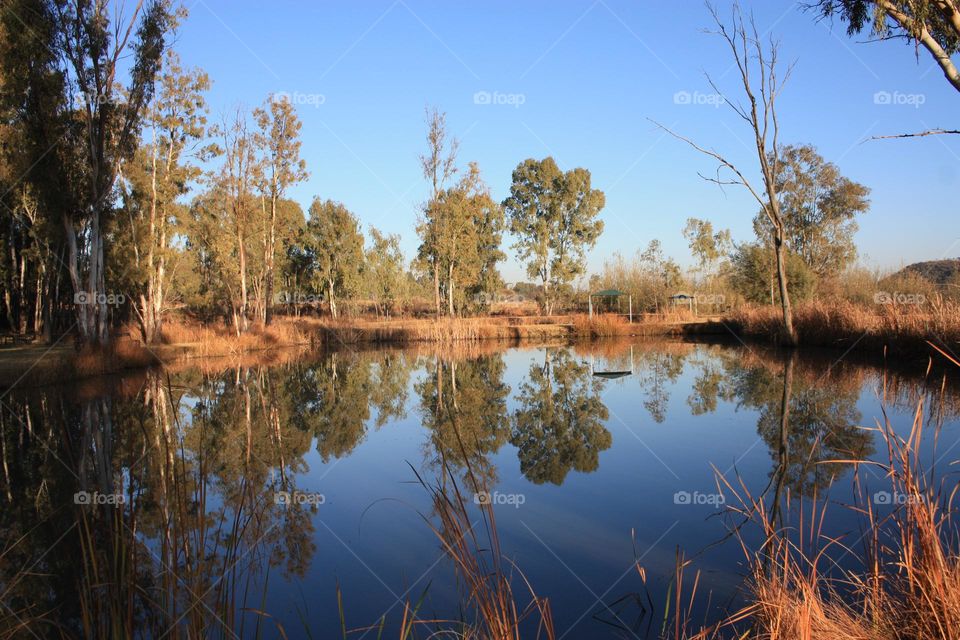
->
[[588, 289, 633, 322], [669, 292, 697, 314]]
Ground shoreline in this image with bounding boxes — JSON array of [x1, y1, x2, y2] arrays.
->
[[0, 310, 955, 390]]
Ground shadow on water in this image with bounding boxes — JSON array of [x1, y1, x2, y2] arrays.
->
[[1, 338, 959, 637]]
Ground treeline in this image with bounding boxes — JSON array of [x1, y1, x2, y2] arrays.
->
[[3, 1, 959, 348], [0, 2, 607, 346]]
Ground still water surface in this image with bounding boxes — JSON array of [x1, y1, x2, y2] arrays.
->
[[1, 340, 957, 638]]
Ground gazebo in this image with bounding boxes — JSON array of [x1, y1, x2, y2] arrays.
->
[[588, 289, 632, 322], [669, 292, 697, 314]]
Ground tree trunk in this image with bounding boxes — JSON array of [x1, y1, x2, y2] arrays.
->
[[237, 224, 249, 333], [773, 229, 797, 346], [433, 258, 441, 318], [264, 194, 278, 325], [328, 279, 338, 319], [447, 263, 455, 317]]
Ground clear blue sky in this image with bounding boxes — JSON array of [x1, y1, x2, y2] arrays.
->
[[171, 0, 959, 283]]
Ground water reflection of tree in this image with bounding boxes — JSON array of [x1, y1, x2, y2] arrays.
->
[[634, 350, 686, 423], [285, 351, 410, 461], [0, 351, 417, 636], [417, 353, 511, 490], [688, 349, 874, 495], [511, 349, 612, 485]]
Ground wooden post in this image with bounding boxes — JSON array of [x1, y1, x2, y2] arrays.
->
[[628, 295, 632, 323]]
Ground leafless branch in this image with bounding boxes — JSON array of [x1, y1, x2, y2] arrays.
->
[[866, 128, 960, 140], [647, 118, 767, 210]]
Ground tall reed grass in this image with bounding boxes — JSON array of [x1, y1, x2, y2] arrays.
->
[[650, 355, 960, 639]]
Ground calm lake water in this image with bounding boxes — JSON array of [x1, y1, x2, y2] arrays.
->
[[1, 339, 958, 638]]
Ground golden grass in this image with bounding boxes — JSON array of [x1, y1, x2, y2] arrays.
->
[[728, 299, 960, 358], [158, 317, 312, 355], [684, 374, 960, 640]]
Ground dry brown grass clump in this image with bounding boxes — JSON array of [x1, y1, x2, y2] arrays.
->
[[728, 299, 960, 357], [159, 317, 312, 356], [69, 339, 161, 378], [705, 371, 960, 640]]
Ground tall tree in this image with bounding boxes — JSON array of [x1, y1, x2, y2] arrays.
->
[[365, 227, 408, 317], [303, 199, 364, 319], [502, 157, 605, 315], [654, 3, 799, 345], [253, 95, 308, 325], [418, 107, 459, 317], [4, 0, 174, 346], [213, 109, 261, 334], [752, 144, 870, 279], [121, 51, 210, 342], [419, 162, 505, 316]]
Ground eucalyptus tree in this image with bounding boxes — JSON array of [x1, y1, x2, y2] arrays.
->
[[418, 107, 460, 316], [421, 162, 505, 316], [212, 109, 261, 333], [417, 354, 511, 490], [303, 199, 364, 319], [683, 218, 733, 275], [253, 96, 308, 325], [753, 144, 870, 280], [510, 349, 611, 485], [3, 0, 174, 345], [502, 157, 605, 315], [120, 51, 210, 342], [365, 227, 408, 317]]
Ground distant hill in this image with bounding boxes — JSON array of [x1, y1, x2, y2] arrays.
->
[[898, 258, 960, 285]]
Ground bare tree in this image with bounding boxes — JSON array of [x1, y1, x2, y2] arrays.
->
[[653, 2, 798, 345]]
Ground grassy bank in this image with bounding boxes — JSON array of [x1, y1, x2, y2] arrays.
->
[[3, 302, 958, 389], [725, 301, 960, 360], [0, 314, 704, 389]]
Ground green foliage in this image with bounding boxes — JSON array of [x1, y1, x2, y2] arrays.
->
[[510, 349, 611, 485], [594, 240, 686, 313], [417, 162, 505, 315], [683, 218, 732, 273], [503, 157, 605, 314], [417, 355, 511, 489], [303, 199, 365, 317], [817, 1, 960, 58], [365, 227, 409, 316], [755, 144, 869, 279], [731, 243, 817, 305]]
